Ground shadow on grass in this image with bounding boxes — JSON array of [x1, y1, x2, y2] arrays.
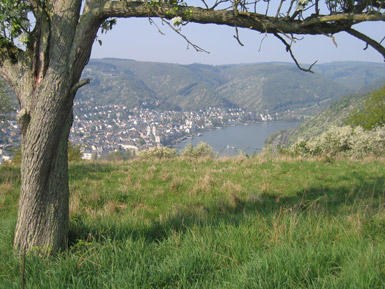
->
[[68, 173, 385, 247], [69, 162, 125, 182]]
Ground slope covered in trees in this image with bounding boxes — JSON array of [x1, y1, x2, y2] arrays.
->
[[280, 82, 385, 146], [78, 59, 385, 114]]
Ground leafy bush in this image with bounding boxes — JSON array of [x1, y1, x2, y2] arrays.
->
[[10, 146, 21, 165], [180, 142, 215, 158], [68, 142, 83, 162], [105, 149, 132, 161], [136, 146, 177, 159], [289, 125, 385, 158]]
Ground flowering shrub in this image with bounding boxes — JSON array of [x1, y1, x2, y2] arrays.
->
[[181, 142, 216, 158], [137, 146, 177, 159], [289, 125, 385, 158]]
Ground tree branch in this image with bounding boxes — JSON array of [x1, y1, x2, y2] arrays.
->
[[346, 28, 385, 60], [98, 2, 378, 35], [140, 2, 210, 53], [71, 78, 90, 95], [85, 1, 385, 69], [274, 33, 317, 72], [301, 12, 385, 28]]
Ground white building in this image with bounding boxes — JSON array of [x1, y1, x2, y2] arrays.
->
[[82, 153, 93, 160]]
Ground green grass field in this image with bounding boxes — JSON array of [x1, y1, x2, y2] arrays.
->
[[1, 156, 385, 288]]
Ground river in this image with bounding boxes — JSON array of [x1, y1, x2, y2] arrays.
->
[[174, 121, 299, 157]]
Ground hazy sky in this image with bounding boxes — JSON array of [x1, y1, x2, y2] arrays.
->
[[91, 17, 385, 65]]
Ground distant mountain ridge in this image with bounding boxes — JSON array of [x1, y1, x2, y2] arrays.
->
[[77, 58, 385, 114], [314, 61, 385, 90]]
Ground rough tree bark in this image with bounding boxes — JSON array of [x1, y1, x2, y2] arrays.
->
[[0, 0, 383, 255], [2, 0, 103, 253]]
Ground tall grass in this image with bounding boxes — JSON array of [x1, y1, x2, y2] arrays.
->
[[1, 156, 385, 288]]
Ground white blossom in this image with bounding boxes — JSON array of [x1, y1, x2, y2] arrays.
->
[[171, 16, 183, 26], [18, 33, 29, 44], [296, 0, 309, 11], [289, 125, 385, 158], [297, 0, 309, 5]]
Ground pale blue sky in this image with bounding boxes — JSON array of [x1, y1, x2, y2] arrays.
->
[[91, 17, 385, 65]]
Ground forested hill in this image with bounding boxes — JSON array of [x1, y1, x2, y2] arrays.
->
[[276, 79, 385, 147], [314, 62, 385, 90], [77, 59, 385, 114]]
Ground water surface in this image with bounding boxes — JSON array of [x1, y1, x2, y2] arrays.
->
[[175, 122, 299, 156]]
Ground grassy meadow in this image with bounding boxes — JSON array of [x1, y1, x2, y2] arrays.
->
[[1, 155, 385, 288]]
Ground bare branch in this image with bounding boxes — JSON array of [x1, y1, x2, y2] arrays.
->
[[278, 31, 298, 43], [233, 26, 245, 46], [265, 0, 270, 16], [315, 0, 320, 15], [325, 33, 338, 47], [274, 33, 317, 72], [169, 25, 209, 52], [210, 0, 229, 10], [287, 0, 295, 17], [200, 0, 209, 9], [276, 0, 285, 18], [347, 28, 385, 60], [141, 1, 209, 53], [164, 21, 210, 53], [148, 17, 166, 35], [233, 1, 245, 46], [258, 32, 268, 52]]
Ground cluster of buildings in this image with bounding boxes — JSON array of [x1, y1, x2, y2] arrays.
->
[[0, 119, 20, 163], [70, 102, 264, 159], [0, 101, 289, 162]]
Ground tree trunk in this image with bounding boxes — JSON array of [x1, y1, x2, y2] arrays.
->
[[7, 0, 101, 255], [13, 78, 74, 254]]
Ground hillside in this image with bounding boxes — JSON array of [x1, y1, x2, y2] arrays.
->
[[283, 92, 366, 146], [76, 59, 385, 114], [314, 61, 385, 89], [281, 80, 385, 146]]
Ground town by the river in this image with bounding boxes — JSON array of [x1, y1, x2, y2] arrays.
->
[[0, 101, 302, 162]]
